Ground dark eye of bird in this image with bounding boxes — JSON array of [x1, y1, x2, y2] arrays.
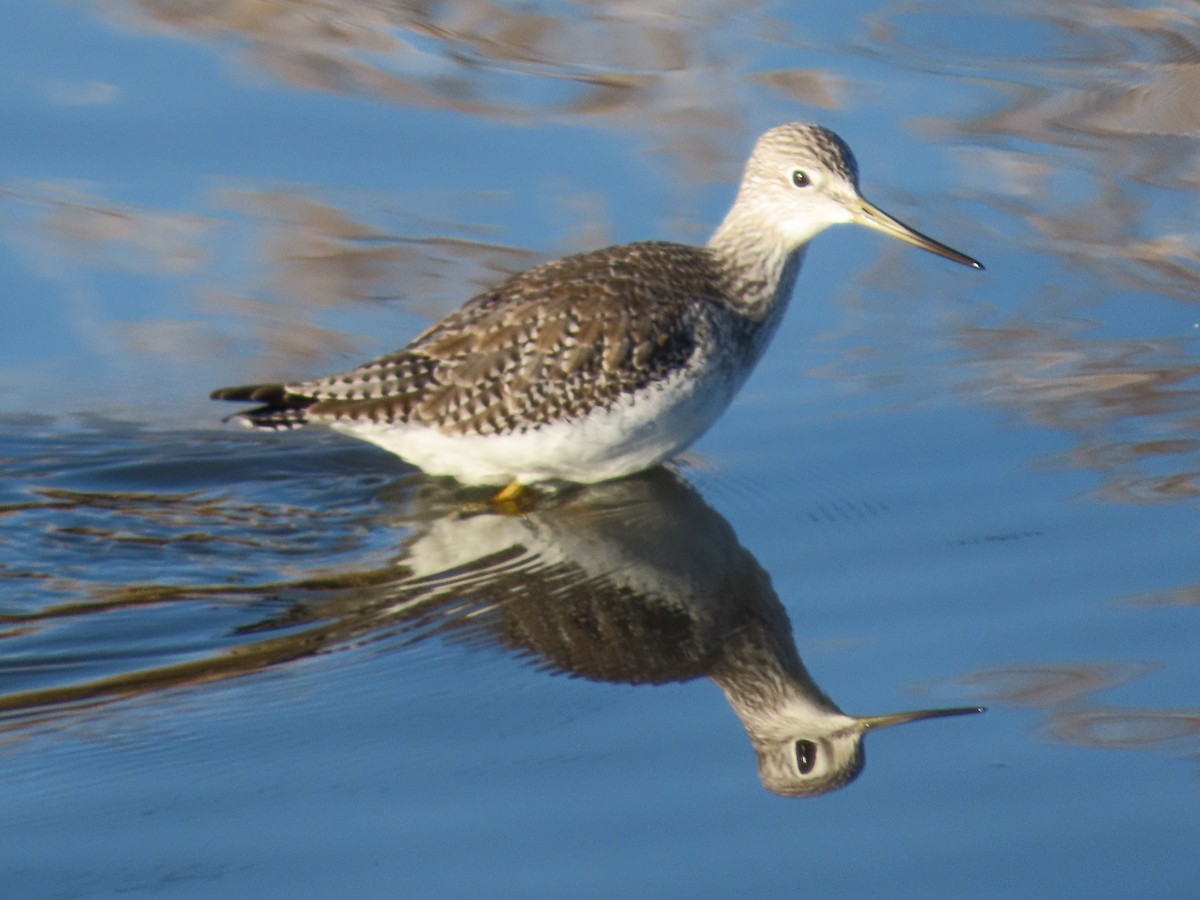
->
[[795, 740, 817, 774], [792, 170, 811, 188]]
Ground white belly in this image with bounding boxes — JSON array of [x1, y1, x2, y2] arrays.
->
[[329, 362, 742, 485]]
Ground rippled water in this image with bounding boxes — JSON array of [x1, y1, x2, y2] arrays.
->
[[4, 1, 1200, 898]]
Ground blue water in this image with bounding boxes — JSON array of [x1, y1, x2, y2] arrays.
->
[[4, 1, 1200, 898]]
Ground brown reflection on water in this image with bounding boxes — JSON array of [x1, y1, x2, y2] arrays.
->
[[0, 469, 981, 796], [0, 182, 212, 279], [1048, 708, 1200, 751], [0, 181, 548, 386], [958, 663, 1153, 708], [955, 319, 1200, 502], [109, 0, 841, 176], [1130, 583, 1200, 609], [853, 2, 1200, 501], [958, 662, 1200, 756], [209, 189, 546, 375], [214, 190, 544, 319], [221, 191, 412, 313]]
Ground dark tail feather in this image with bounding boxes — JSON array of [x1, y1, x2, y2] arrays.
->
[[210, 383, 291, 403], [210, 382, 316, 430]]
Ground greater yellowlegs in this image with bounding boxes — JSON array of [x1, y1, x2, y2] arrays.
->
[[213, 124, 982, 493]]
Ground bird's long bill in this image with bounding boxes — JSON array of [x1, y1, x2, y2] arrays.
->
[[859, 706, 986, 732], [854, 198, 984, 270]]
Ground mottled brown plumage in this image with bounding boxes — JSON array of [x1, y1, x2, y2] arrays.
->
[[213, 240, 759, 446], [303, 242, 729, 435]]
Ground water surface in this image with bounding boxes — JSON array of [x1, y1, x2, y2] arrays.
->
[[3, 1, 1200, 898]]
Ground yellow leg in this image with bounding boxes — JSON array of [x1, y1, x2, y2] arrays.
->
[[487, 479, 538, 515], [456, 481, 536, 518], [492, 480, 526, 504]]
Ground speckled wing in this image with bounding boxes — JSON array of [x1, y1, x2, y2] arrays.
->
[[284, 241, 728, 436]]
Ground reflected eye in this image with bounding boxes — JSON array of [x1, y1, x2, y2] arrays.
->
[[794, 740, 817, 774], [792, 170, 811, 188]]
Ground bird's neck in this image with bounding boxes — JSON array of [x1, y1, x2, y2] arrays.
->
[[707, 218, 807, 322], [709, 617, 841, 742]]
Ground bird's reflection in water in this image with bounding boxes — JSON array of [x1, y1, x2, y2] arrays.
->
[[347, 468, 983, 797], [0, 468, 981, 796]]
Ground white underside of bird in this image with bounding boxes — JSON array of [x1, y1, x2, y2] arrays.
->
[[329, 354, 744, 485]]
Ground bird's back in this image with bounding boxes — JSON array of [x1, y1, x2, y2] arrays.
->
[[232, 240, 745, 437]]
